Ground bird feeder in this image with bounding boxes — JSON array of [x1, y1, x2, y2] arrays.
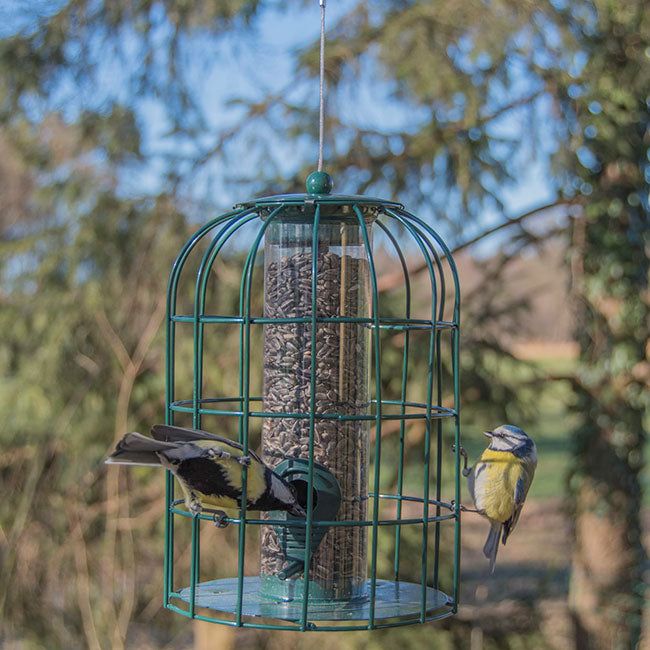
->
[[162, 171, 462, 631]]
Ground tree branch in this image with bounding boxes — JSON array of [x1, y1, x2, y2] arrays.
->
[[94, 308, 130, 373], [377, 198, 579, 293]]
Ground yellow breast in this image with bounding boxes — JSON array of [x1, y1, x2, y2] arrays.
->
[[472, 449, 529, 523]]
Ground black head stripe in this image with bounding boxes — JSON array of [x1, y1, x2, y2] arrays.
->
[[511, 438, 534, 459]]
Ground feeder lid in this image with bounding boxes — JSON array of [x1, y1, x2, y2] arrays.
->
[[234, 171, 404, 212]]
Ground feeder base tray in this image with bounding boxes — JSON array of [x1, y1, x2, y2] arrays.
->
[[173, 578, 451, 622]]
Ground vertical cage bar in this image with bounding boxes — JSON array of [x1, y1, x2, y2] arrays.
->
[[420, 313, 435, 620], [400, 210, 462, 609], [353, 204, 381, 629], [299, 203, 321, 630], [452, 326, 461, 609], [235, 208, 284, 625], [403, 223, 436, 622], [374, 220, 411, 583], [401, 218, 448, 591], [164, 210, 247, 608], [192, 278, 203, 429], [164, 311, 175, 603], [433, 331, 443, 588], [189, 515, 200, 617], [164, 472, 174, 602], [384, 210, 441, 620], [432, 243, 447, 589]]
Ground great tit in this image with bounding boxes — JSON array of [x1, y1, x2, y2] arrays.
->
[[106, 424, 306, 525], [460, 425, 537, 573]]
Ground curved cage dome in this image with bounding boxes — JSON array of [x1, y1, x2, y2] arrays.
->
[[163, 172, 462, 631]]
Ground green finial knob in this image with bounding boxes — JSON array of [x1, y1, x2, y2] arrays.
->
[[306, 171, 333, 195]]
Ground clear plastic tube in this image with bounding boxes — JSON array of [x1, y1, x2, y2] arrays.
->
[[260, 213, 372, 601]]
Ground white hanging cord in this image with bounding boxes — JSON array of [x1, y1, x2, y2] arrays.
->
[[318, 0, 326, 172]]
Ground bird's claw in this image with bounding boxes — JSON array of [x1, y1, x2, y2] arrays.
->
[[212, 511, 229, 528], [186, 500, 229, 528], [451, 444, 468, 458], [449, 499, 480, 514], [452, 444, 471, 476], [237, 455, 252, 467]]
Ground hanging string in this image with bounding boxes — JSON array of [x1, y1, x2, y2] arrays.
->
[[318, 0, 326, 172]]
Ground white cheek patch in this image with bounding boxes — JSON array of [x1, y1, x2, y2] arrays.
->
[[490, 437, 513, 452], [271, 475, 294, 505]]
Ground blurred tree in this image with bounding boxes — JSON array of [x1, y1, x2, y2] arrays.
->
[[0, 112, 189, 647], [556, 3, 649, 648]]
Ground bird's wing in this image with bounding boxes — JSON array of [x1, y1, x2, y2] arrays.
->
[[502, 475, 528, 545], [151, 424, 264, 464], [466, 465, 476, 506]]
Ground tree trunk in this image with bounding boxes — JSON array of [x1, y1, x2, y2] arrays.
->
[[194, 620, 235, 650], [568, 204, 647, 649], [570, 479, 644, 649]]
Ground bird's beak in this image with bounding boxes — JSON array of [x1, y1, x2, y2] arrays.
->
[[483, 430, 494, 438], [289, 503, 307, 518]]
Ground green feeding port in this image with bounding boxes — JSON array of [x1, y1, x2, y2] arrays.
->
[[163, 173, 462, 630], [270, 458, 342, 585]]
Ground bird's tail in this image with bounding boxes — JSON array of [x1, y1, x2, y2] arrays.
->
[[483, 522, 502, 574], [105, 432, 178, 467]]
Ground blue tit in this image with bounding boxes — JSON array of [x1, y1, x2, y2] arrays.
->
[[460, 425, 537, 573], [106, 424, 306, 526]]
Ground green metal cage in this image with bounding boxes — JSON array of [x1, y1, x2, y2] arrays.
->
[[163, 174, 462, 631]]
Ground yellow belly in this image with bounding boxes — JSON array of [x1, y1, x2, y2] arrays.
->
[[473, 449, 528, 523]]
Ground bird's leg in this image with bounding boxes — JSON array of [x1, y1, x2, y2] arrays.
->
[[451, 444, 472, 477], [197, 507, 230, 528], [206, 448, 251, 467], [212, 511, 229, 528], [450, 445, 479, 513], [448, 500, 481, 514], [185, 493, 229, 528], [206, 448, 229, 460], [187, 495, 203, 517]]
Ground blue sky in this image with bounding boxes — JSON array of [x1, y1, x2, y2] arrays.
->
[[1, 1, 557, 251]]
